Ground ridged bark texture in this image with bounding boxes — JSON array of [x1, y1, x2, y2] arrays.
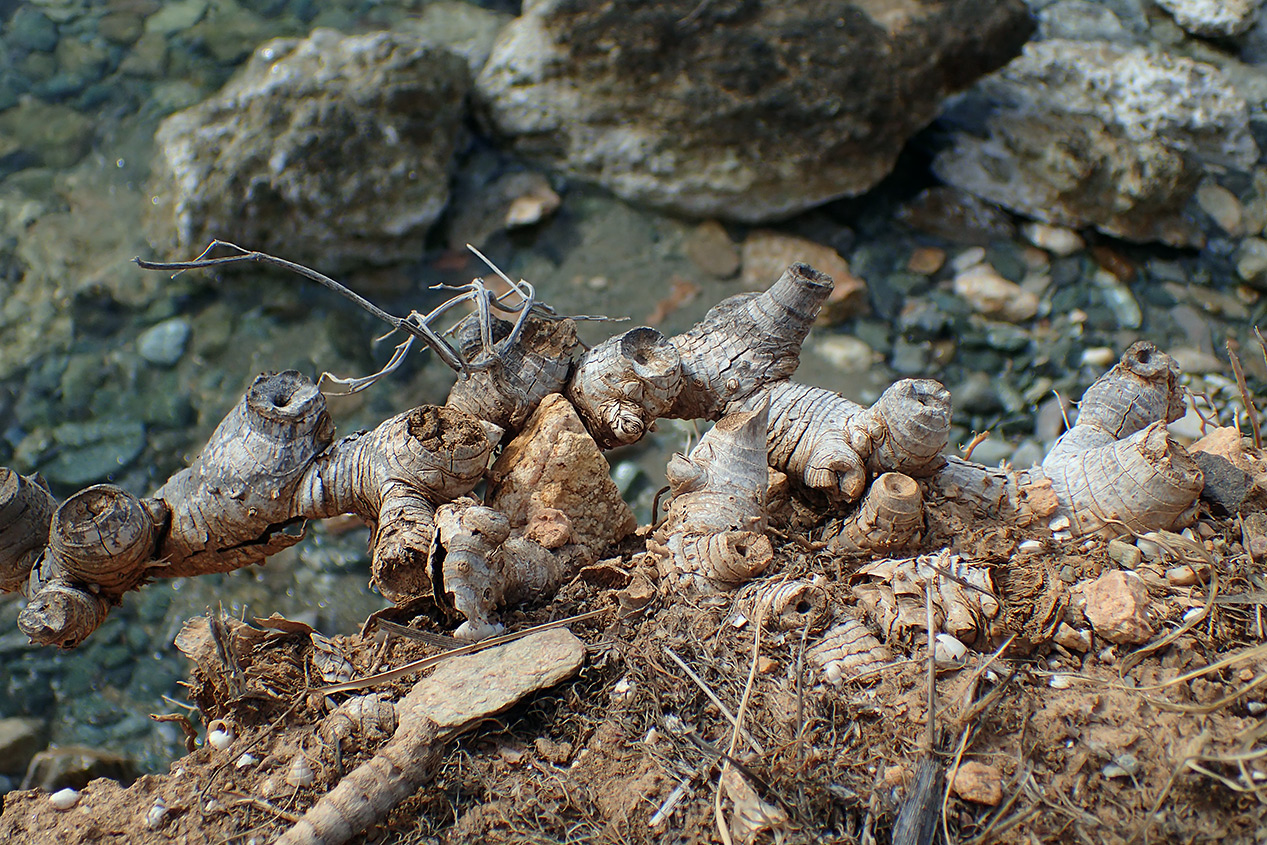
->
[[446, 313, 581, 434], [0, 469, 56, 592], [15, 371, 500, 647], [651, 402, 773, 591]]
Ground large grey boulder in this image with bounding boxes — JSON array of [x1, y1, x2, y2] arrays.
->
[[474, 0, 1034, 223], [147, 29, 470, 268], [933, 39, 1260, 247]]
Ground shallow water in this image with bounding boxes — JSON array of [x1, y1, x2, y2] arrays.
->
[[0, 0, 1263, 789]]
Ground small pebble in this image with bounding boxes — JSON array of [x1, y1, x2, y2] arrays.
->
[[1236, 238, 1267, 289], [1080, 347, 1116, 369], [1022, 222, 1084, 256], [933, 633, 969, 669], [906, 246, 946, 275], [1053, 623, 1092, 653], [813, 335, 875, 373], [952, 263, 1039, 322], [684, 220, 740, 278], [1107, 539, 1142, 569], [1196, 181, 1243, 236], [1049, 674, 1074, 689], [1082, 570, 1154, 645], [1166, 564, 1208, 586], [49, 788, 81, 810], [235, 753, 258, 769], [949, 761, 1003, 806], [137, 318, 191, 367], [950, 246, 986, 273]]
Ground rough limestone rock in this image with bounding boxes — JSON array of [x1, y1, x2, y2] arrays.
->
[[934, 40, 1260, 247], [1155, 0, 1262, 38], [146, 29, 469, 269], [487, 393, 636, 559], [1081, 570, 1154, 645], [475, 0, 1034, 222]]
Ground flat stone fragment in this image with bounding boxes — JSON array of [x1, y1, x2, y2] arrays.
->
[[950, 761, 1004, 806], [397, 627, 586, 731], [1082, 570, 1154, 645]]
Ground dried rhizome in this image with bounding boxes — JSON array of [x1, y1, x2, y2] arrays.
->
[[0, 243, 1224, 845]]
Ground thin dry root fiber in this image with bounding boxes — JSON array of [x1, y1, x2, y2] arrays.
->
[[0, 469, 55, 592], [446, 312, 581, 434], [651, 403, 773, 591], [832, 472, 924, 553], [15, 371, 500, 647], [567, 326, 683, 449], [808, 616, 892, 684]]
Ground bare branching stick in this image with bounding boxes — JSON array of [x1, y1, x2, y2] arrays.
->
[[136, 241, 469, 374]]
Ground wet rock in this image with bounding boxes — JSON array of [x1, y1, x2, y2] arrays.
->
[[1035, 0, 1137, 43], [741, 230, 867, 319], [447, 170, 560, 249], [475, 0, 1033, 222], [906, 247, 946, 276], [1022, 222, 1083, 256], [936, 41, 1259, 247], [44, 419, 146, 487], [20, 746, 137, 791], [1236, 237, 1267, 288], [1196, 182, 1243, 236], [99, 12, 145, 45], [685, 220, 740, 279], [949, 761, 1003, 806], [897, 186, 1017, 244], [143, 0, 207, 35], [1155, 0, 1262, 37], [7, 8, 59, 53], [147, 29, 470, 269], [1081, 570, 1154, 645], [488, 393, 636, 560], [0, 718, 48, 777], [398, 0, 512, 76], [0, 99, 93, 169], [953, 263, 1039, 322], [136, 318, 190, 367]]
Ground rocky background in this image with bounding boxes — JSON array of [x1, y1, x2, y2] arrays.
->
[[0, 0, 1266, 801]]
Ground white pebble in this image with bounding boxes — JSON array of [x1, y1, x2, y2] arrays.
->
[[49, 788, 81, 810], [235, 753, 259, 769], [1022, 222, 1084, 256], [145, 798, 169, 830], [1048, 674, 1074, 690], [1081, 347, 1116, 369], [1018, 539, 1044, 553], [933, 634, 969, 669]]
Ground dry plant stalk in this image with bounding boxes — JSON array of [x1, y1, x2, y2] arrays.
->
[[277, 627, 585, 845], [933, 342, 1204, 539], [650, 403, 774, 592], [7, 371, 500, 647]]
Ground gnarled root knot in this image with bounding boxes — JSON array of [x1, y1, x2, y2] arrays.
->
[[930, 342, 1202, 539], [651, 402, 773, 592], [13, 371, 500, 647]]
